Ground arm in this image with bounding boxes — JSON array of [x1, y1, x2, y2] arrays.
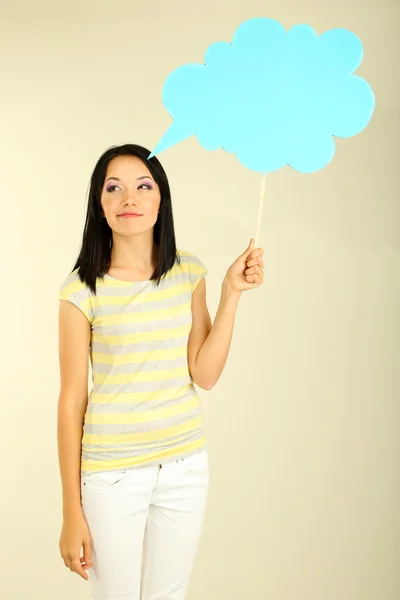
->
[[188, 240, 264, 390], [188, 278, 241, 390], [58, 300, 91, 518]]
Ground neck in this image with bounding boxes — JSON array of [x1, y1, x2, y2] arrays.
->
[[110, 233, 158, 271]]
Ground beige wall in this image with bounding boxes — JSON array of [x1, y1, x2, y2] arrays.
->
[[1, 0, 398, 598]]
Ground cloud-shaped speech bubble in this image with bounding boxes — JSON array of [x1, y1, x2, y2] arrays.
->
[[149, 18, 375, 173]]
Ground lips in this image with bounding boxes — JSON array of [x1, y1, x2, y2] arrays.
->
[[119, 212, 143, 216]]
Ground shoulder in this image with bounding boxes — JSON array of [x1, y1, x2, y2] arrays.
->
[[59, 268, 91, 297], [176, 249, 208, 292], [176, 248, 207, 268], [58, 268, 94, 323]]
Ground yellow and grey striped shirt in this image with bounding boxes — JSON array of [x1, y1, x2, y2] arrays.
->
[[58, 249, 208, 475]]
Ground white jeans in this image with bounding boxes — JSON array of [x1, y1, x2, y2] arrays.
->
[[81, 448, 210, 600]]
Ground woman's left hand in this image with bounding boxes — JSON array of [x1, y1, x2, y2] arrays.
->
[[223, 238, 264, 293]]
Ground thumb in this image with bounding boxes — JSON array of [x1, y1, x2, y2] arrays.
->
[[243, 237, 255, 257]]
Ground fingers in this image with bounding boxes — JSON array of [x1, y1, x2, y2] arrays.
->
[[60, 530, 93, 581], [81, 555, 91, 570], [82, 539, 92, 569], [248, 248, 264, 260], [245, 248, 264, 289], [245, 264, 262, 276], [73, 557, 90, 580], [245, 272, 261, 285], [245, 251, 264, 276], [75, 557, 89, 580], [245, 258, 264, 287], [246, 255, 264, 268], [65, 555, 90, 580]]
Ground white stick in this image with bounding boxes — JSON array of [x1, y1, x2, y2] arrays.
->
[[254, 172, 266, 248]]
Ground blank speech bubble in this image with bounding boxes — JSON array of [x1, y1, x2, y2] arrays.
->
[[149, 17, 375, 174]]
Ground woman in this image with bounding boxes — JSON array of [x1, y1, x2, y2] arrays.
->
[[58, 143, 264, 599]]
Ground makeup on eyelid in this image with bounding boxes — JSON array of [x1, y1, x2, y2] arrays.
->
[[105, 178, 154, 192]]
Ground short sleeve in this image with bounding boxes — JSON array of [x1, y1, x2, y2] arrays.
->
[[189, 255, 208, 293], [59, 271, 94, 325]]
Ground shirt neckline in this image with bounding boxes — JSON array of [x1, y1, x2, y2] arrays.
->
[[101, 250, 181, 285], [103, 273, 152, 285]]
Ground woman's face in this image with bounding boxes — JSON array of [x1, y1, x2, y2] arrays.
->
[[100, 155, 161, 236]]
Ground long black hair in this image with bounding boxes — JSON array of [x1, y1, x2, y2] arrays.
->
[[71, 143, 180, 295]]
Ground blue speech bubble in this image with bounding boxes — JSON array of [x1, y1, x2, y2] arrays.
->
[[149, 18, 375, 173]]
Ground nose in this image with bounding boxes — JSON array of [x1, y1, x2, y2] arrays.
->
[[122, 189, 140, 207]]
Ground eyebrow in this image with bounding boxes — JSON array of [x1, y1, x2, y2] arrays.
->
[[105, 175, 154, 183]]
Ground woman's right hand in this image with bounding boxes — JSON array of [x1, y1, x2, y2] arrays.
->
[[59, 512, 93, 581]]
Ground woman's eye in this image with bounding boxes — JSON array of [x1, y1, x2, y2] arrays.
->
[[106, 183, 152, 192]]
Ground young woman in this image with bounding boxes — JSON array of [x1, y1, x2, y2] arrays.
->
[[57, 143, 264, 599]]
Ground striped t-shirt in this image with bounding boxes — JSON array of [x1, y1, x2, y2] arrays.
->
[[58, 249, 208, 475]]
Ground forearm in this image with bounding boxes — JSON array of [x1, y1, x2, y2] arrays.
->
[[194, 280, 242, 389], [57, 398, 85, 518]]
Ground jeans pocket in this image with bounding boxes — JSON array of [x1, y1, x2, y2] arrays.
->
[[183, 451, 209, 477], [81, 468, 129, 490]]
